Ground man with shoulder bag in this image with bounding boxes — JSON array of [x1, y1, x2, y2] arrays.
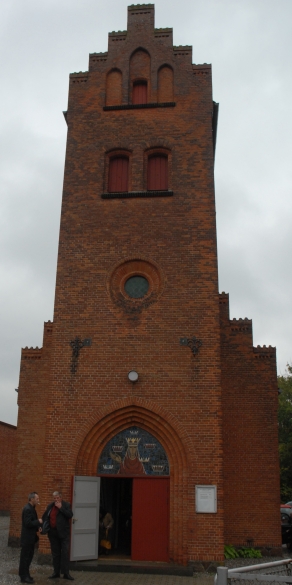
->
[[42, 491, 74, 581]]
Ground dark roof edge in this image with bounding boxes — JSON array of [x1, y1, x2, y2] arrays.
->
[[212, 101, 219, 159], [0, 420, 17, 430]]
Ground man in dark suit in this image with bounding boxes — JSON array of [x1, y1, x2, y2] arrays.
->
[[18, 492, 43, 584], [42, 491, 74, 580]]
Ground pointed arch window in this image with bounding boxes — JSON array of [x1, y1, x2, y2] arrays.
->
[[158, 65, 174, 103], [132, 81, 147, 105], [108, 156, 129, 193], [106, 69, 122, 106], [147, 154, 168, 191]]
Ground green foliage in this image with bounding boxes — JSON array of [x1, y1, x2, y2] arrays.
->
[[237, 547, 262, 558], [224, 545, 262, 559], [224, 545, 239, 559], [278, 364, 292, 501]]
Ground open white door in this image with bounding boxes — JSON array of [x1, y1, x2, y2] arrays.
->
[[70, 476, 100, 561]]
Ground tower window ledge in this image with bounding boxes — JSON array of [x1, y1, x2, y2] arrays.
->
[[103, 102, 176, 111], [101, 190, 173, 199]]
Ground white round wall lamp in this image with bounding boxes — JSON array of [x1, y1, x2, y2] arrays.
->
[[128, 370, 139, 383]]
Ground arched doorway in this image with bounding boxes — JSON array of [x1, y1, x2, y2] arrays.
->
[[74, 400, 190, 565], [98, 426, 170, 561]]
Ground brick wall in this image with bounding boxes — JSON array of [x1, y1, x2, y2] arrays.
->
[[9, 322, 53, 546], [0, 422, 17, 513], [220, 293, 281, 549]]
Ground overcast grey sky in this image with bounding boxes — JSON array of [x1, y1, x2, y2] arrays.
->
[[1, 0, 291, 425]]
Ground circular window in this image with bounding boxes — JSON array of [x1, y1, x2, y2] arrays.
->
[[108, 258, 163, 311], [124, 276, 149, 298]]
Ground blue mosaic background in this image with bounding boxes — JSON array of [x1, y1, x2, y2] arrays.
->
[[98, 426, 169, 476]]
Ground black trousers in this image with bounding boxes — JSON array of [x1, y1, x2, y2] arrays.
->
[[48, 528, 70, 575], [19, 543, 35, 579]]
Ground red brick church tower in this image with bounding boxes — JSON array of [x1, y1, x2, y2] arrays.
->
[[9, 4, 281, 566]]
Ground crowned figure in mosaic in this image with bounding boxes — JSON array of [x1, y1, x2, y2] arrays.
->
[[115, 436, 146, 476]]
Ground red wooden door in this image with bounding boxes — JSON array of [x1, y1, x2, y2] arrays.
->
[[108, 157, 128, 192], [147, 155, 168, 190], [131, 478, 169, 561], [132, 82, 147, 104]]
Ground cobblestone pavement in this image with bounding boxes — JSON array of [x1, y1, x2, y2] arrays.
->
[[2, 516, 290, 585], [0, 518, 200, 585]]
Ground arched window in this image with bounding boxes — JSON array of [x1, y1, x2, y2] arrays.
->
[[147, 155, 168, 191], [108, 156, 129, 192], [130, 49, 150, 104], [132, 81, 147, 105], [158, 66, 174, 103], [106, 69, 122, 106]]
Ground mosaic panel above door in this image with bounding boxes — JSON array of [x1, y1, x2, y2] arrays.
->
[[98, 426, 169, 476]]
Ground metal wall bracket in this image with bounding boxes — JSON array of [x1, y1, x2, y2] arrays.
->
[[180, 337, 202, 356], [70, 337, 92, 374]]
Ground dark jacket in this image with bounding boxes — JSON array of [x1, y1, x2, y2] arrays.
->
[[20, 502, 41, 546], [42, 501, 73, 538]]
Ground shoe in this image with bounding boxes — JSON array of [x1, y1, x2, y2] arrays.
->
[[20, 578, 34, 584], [63, 576, 74, 581], [48, 575, 60, 580]]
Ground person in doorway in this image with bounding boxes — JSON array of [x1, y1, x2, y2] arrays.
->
[[99, 508, 114, 555], [42, 491, 74, 581], [18, 491, 43, 584]]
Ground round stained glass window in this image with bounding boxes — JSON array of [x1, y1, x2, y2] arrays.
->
[[124, 276, 149, 299]]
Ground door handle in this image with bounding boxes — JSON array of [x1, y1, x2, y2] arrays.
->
[[72, 518, 78, 524]]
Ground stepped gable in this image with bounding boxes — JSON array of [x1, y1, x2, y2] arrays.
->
[[219, 292, 230, 320], [219, 292, 252, 335], [219, 293, 276, 358], [42, 320, 53, 345], [253, 344, 276, 359], [75, 3, 210, 85], [230, 317, 252, 333], [44, 320, 53, 333], [20, 321, 53, 360], [22, 347, 42, 360]]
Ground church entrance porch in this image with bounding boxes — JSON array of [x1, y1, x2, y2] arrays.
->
[[73, 414, 190, 565]]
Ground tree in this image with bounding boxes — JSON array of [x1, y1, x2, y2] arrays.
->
[[278, 364, 292, 502]]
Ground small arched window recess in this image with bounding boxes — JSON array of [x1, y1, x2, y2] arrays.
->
[[158, 65, 174, 103], [132, 81, 147, 105], [106, 69, 122, 106], [147, 155, 168, 191], [108, 156, 129, 193]]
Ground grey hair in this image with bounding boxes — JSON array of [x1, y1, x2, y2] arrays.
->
[[28, 492, 38, 501], [53, 491, 62, 497]]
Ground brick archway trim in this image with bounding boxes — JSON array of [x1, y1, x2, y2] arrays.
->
[[75, 397, 192, 564]]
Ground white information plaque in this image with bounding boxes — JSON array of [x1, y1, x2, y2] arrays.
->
[[195, 485, 217, 513]]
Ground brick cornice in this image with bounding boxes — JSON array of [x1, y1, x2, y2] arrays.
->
[[103, 102, 175, 111], [102, 190, 173, 199]]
